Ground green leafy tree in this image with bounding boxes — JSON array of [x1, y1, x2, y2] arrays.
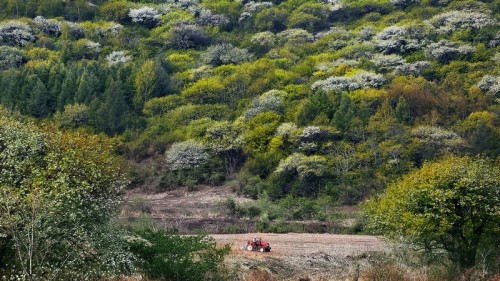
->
[[134, 60, 157, 110], [54, 103, 90, 129], [0, 115, 132, 280], [365, 155, 500, 269]]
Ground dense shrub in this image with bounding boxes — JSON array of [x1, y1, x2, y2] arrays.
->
[[128, 230, 230, 281]]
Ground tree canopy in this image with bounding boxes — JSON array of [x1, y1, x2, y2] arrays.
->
[[365, 155, 500, 268]]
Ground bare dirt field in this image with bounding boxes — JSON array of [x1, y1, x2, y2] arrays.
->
[[212, 233, 385, 258], [210, 233, 387, 281]]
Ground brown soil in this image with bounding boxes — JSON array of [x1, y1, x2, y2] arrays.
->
[[213, 233, 387, 281], [212, 233, 385, 258]]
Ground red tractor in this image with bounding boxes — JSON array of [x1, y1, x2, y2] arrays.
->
[[242, 237, 271, 252]]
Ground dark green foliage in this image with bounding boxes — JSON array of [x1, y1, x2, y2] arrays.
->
[[128, 230, 230, 281], [95, 78, 130, 135]]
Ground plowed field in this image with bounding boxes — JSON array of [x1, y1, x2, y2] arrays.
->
[[211, 233, 385, 258], [211, 233, 387, 281]]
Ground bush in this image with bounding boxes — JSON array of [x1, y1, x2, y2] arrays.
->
[[54, 103, 90, 129], [128, 230, 230, 281], [165, 140, 210, 171]]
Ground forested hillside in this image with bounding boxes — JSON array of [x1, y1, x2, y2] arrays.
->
[[0, 0, 499, 279], [0, 0, 498, 212]]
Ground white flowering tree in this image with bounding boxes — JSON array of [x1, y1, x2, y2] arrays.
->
[[33, 16, 61, 36], [371, 53, 405, 72], [166, 23, 210, 49], [165, 140, 210, 171], [244, 90, 286, 119], [202, 43, 253, 66], [477, 75, 500, 96], [425, 40, 475, 63], [390, 0, 419, 7], [374, 25, 427, 54], [196, 9, 229, 27], [129, 6, 161, 27], [394, 61, 431, 76], [106, 50, 132, 66], [250, 31, 277, 52], [0, 46, 25, 70], [239, 1, 273, 22], [163, 139, 223, 188], [312, 71, 385, 92], [426, 10, 497, 34], [0, 21, 36, 46], [411, 126, 465, 161], [277, 28, 314, 44]]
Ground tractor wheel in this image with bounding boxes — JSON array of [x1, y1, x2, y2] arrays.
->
[[247, 245, 253, 251], [259, 247, 265, 253]]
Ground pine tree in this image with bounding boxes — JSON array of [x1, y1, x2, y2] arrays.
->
[[332, 94, 354, 132], [75, 69, 100, 104], [28, 78, 50, 118], [97, 78, 129, 135], [0, 69, 21, 110], [57, 66, 79, 111]]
